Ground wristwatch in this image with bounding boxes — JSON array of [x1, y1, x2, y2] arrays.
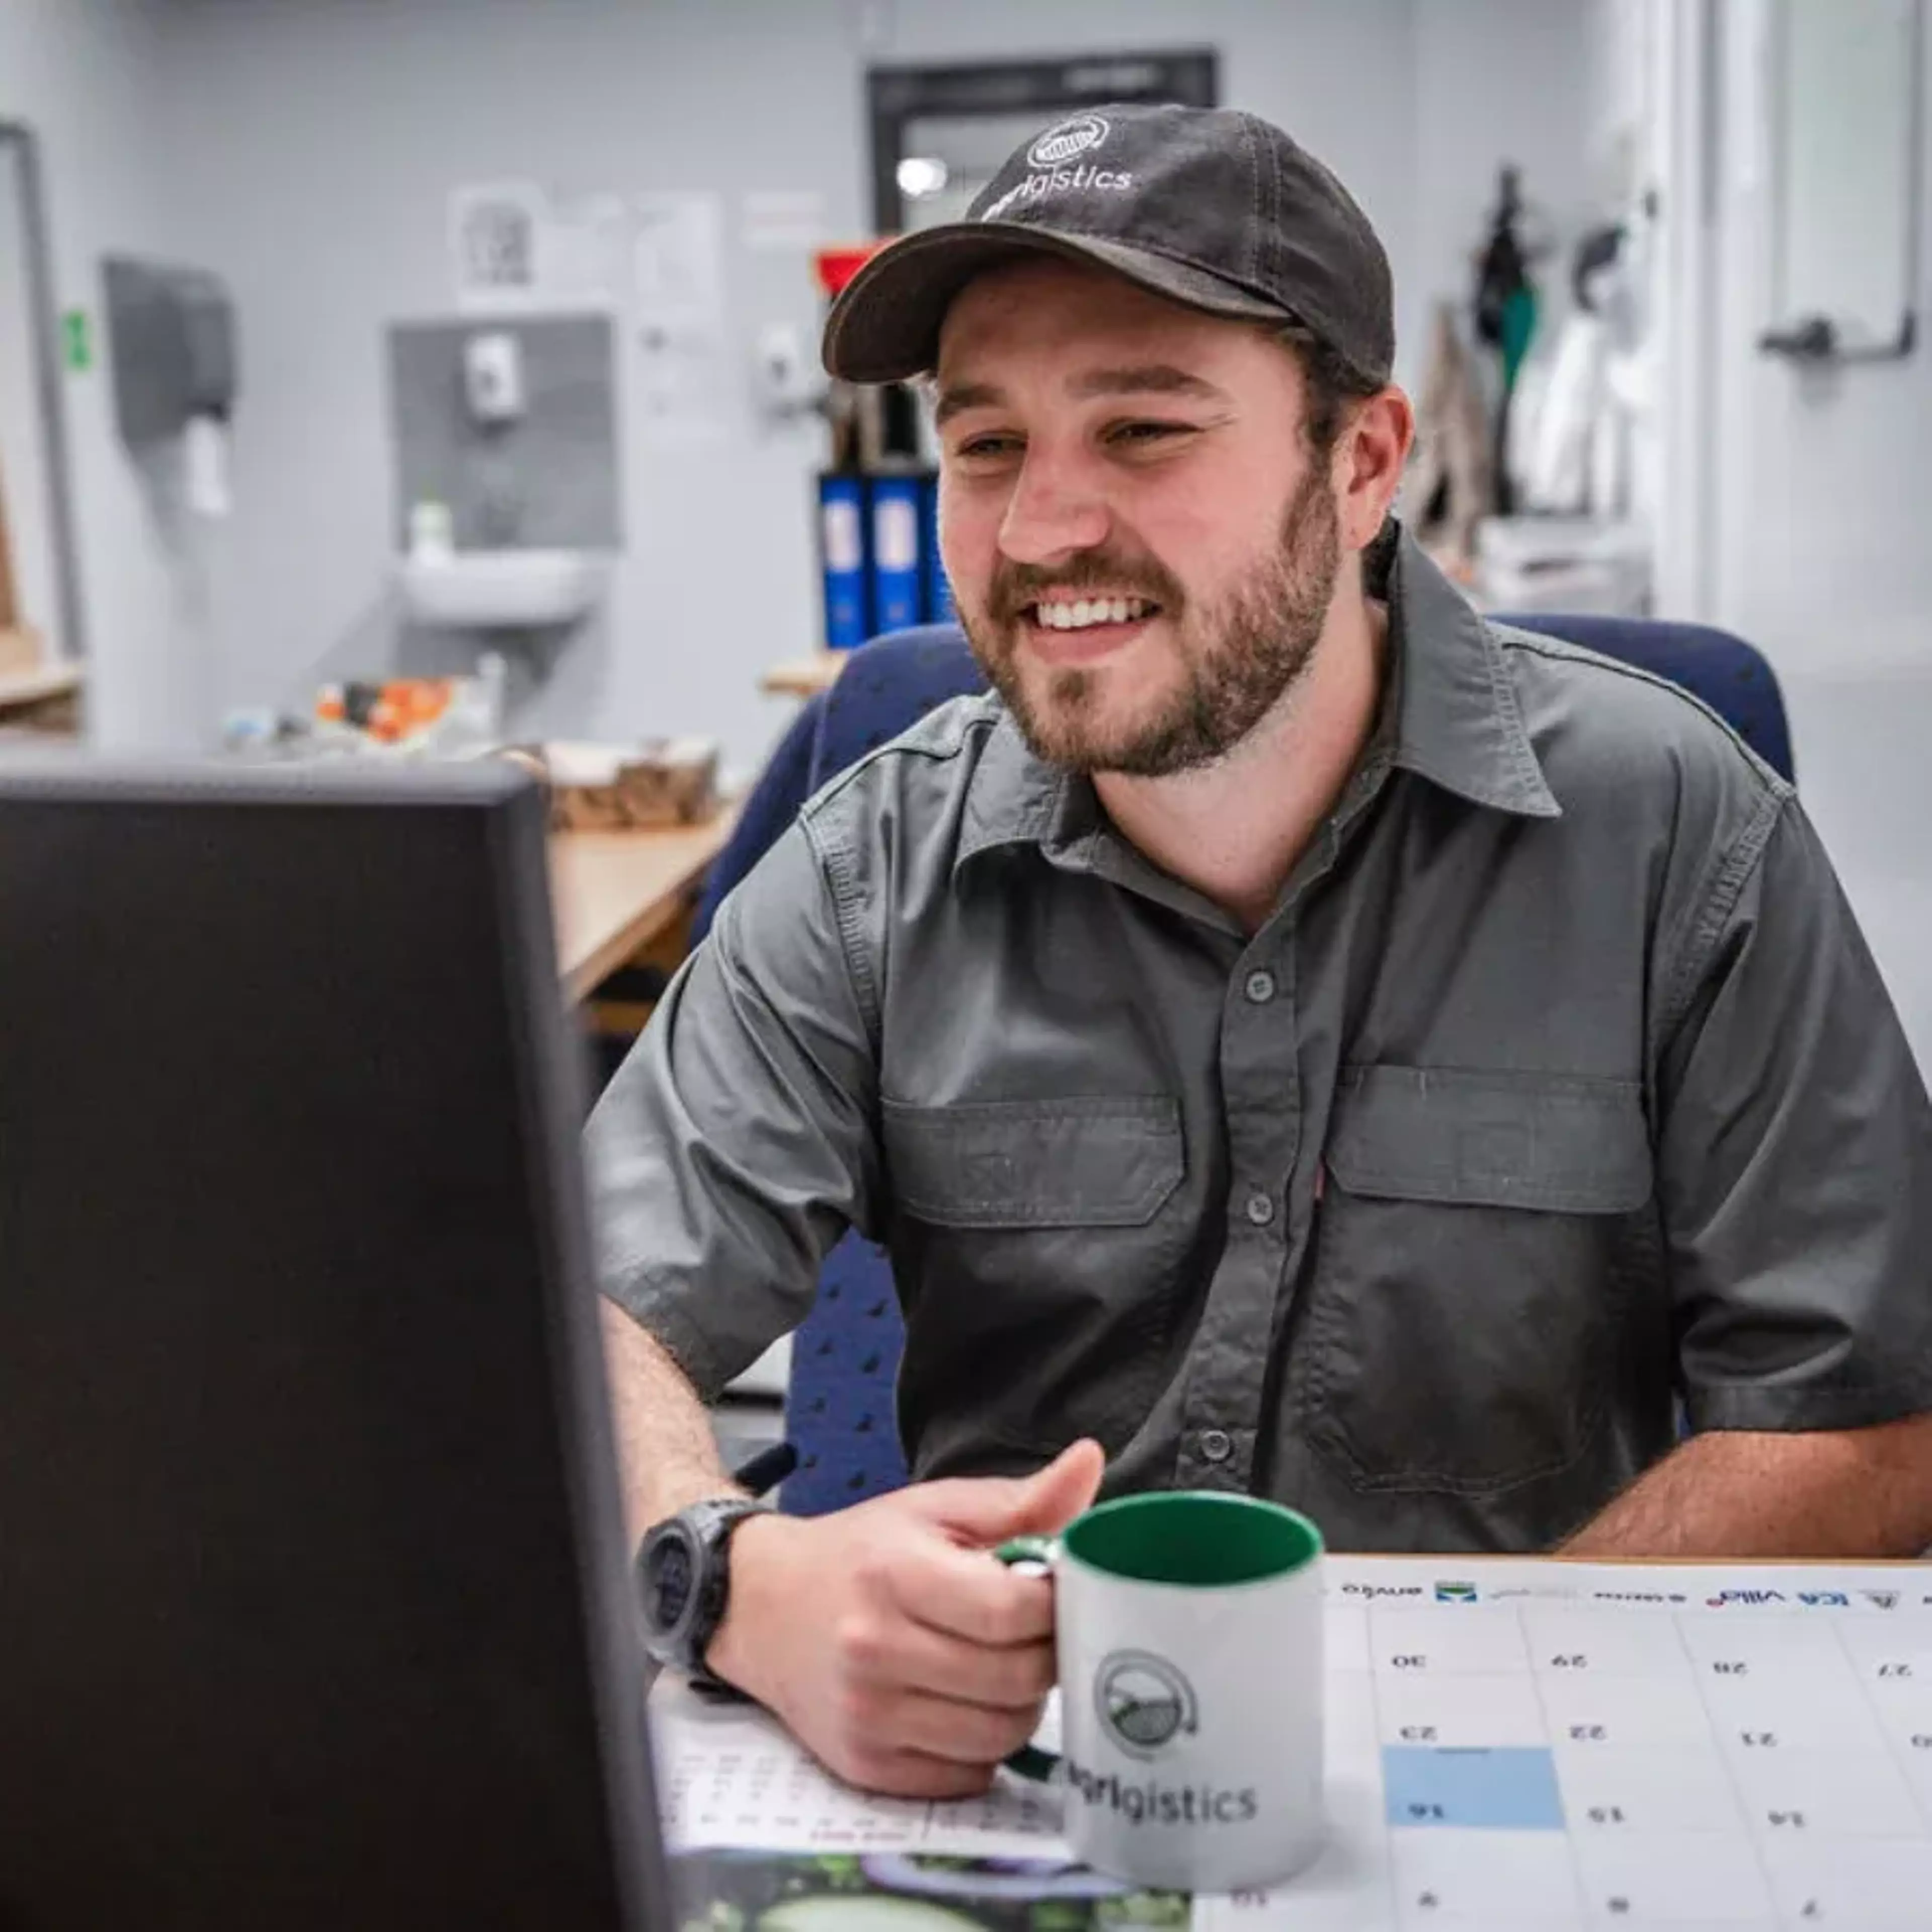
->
[[635, 1496, 769, 1687]]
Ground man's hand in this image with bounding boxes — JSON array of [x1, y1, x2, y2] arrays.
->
[[705, 1439, 1106, 1798]]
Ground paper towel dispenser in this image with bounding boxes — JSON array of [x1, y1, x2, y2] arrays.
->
[[102, 256, 239, 447]]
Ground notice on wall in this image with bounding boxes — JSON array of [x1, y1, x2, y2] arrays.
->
[[632, 191, 729, 445], [449, 182, 549, 313], [450, 183, 627, 314], [632, 191, 726, 313], [543, 192, 629, 310]]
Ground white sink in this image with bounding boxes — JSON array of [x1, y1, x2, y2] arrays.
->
[[398, 549, 611, 629]]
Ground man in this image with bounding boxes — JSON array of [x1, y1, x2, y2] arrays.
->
[[590, 105, 1932, 1799]]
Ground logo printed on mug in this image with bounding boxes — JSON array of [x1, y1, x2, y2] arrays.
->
[[1096, 1650, 1198, 1758]]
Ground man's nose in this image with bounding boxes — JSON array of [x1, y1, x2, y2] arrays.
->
[[996, 450, 1110, 567]]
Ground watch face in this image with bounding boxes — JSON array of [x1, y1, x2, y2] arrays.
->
[[643, 1530, 696, 1636]]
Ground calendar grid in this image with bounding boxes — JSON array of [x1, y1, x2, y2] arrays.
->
[[1356, 1597, 1410, 1930], [1834, 1612, 1932, 1838], [656, 1558, 1932, 1929], [1516, 1598, 1597, 1928], [1670, 1599, 1783, 1922]]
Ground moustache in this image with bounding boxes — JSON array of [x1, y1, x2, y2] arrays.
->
[[986, 549, 1187, 626]]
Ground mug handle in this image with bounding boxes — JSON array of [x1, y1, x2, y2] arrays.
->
[[995, 1535, 1061, 1783]]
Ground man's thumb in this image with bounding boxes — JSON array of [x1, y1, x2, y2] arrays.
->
[[925, 1438, 1106, 1545], [1018, 1436, 1107, 1533]]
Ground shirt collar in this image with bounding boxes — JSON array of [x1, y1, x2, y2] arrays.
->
[[955, 519, 1559, 872], [1381, 524, 1560, 820]]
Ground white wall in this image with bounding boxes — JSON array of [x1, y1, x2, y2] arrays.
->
[[1591, 0, 1932, 1071], [1706, 0, 1932, 1070], [1411, 0, 1597, 367], [154, 0, 1595, 774], [1710, 0, 1932, 680], [0, 0, 214, 749]]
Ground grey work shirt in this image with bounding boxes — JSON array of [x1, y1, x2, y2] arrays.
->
[[589, 533, 1932, 1551]]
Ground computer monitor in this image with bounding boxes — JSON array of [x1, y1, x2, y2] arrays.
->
[[0, 760, 672, 1930]]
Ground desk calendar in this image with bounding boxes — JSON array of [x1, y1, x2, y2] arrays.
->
[[653, 1556, 1932, 1928]]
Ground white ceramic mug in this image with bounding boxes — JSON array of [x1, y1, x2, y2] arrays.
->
[[999, 1489, 1326, 1893]]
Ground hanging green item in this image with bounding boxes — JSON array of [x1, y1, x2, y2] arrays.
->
[[61, 310, 93, 373], [1499, 282, 1539, 394]]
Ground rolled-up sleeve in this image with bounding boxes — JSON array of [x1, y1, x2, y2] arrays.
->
[[1660, 795, 1932, 1430], [585, 820, 880, 1398]]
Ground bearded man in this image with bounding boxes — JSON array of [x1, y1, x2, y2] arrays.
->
[[589, 105, 1932, 1800]]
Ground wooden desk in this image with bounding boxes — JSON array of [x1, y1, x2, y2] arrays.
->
[[759, 651, 847, 701], [550, 810, 735, 1003]]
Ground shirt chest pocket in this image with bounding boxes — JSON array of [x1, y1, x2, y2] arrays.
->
[[884, 1096, 1185, 1228], [1297, 1066, 1654, 1497], [881, 1097, 1189, 1458]]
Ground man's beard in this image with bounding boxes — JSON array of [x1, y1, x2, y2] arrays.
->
[[961, 465, 1341, 778]]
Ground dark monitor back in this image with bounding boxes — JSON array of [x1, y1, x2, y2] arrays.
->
[[0, 761, 667, 1930]]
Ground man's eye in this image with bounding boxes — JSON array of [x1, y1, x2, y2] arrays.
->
[[1109, 421, 1191, 446], [956, 435, 1021, 459]]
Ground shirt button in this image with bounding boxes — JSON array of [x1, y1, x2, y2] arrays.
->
[[1244, 1190, 1276, 1227], [1199, 1428, 1233, 1465], [1244, 969, 1277, 1005]]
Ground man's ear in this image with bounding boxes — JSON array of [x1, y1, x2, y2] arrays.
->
[[1335, 388, 1415, 555]]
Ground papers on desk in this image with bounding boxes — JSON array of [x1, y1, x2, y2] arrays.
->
[[655, 1554, 1932, 1929], [652, 1672, 1067, 1858]]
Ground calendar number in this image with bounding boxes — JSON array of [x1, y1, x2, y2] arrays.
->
[[1910, 1734, 1932, 1750], [1712, 1660, 1749, 1675], [1878, 1662, 1914, 1678], [1766, 1809, 1809, 1828], [1549, 1653, 1589, 1669], [1399, 1725, 1438, 1742], [1569, 1724, 1608, 1742], [1391, 1654, 1428, 1670], [1740, 1731, 1779, 1747], [1587, 1806, 1628, 1826], [1406, 1802, 1447, 1822]]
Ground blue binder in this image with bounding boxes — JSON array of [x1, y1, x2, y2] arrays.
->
[[867, 474, 924, 636], [920, 471, 956, 625], [817, 473, 868, 650]]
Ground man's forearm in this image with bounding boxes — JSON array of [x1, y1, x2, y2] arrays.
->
[[1563, 1415, 1932, 1559], [599, 1300, 744, 1545]]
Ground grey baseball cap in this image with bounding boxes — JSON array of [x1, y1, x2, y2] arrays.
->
[[823, 102, 1395, 385]]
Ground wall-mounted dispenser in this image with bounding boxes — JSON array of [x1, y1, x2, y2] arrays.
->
[[102, 256, 239, 517], [462, 330, 525, 425]]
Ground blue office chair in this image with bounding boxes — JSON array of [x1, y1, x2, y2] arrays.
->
[[714, 616, 1792, 1513], [692, 688, 833, 947]]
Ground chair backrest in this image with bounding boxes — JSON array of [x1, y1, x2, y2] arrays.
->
[[1491, 611, 1794, 783], [692, 686, 831, 946], [764, 612, 1791, 1510], [781, 631, 987, 1512]]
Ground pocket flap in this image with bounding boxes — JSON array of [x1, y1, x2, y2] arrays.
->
[[1328, 1066, 1651, 1214], [884, 1096, 1185, 1229]]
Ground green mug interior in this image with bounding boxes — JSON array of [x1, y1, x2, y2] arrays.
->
[[1062, 1490, 1322, 1587]]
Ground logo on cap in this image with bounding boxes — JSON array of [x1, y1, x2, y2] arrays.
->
[[1095, 1650, 1198, 1759], [1029, 114, 1109, 169]]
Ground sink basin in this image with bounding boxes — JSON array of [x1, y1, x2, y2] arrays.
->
[[398, 549, 611, 628]]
